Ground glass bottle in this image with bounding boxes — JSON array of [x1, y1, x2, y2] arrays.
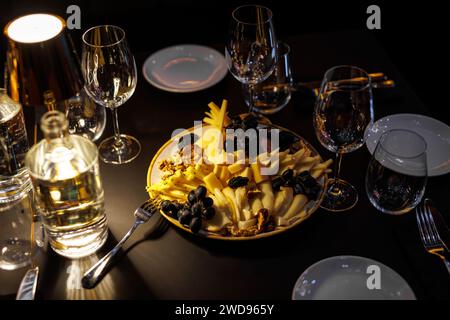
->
[[0, 88, 30, 203], [25, 110, 108, 258]]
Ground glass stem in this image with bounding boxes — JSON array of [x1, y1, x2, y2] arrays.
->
[[333, 151, 343, 181], [111, 108, 123, 148], [248, 84, 255, 114]]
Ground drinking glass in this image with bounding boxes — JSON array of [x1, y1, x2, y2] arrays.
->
[[81, 25, 140, 164], [242, 41, 293, 115], [0, 184, 34, 270], [366, 129, 427, 215], [225, 5, 278, 114], [313, 65, 374, 212], [63, 89, 107, 142]]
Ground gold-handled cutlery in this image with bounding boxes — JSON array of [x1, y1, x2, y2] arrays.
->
[[262, 72, 395, 96]]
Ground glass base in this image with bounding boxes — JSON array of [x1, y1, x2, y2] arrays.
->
[[48, 216, 108, 259], [0, 169, 32, 205], [98, 134, 141, 164], [0, 239, 33, 271], [320, 178, 358, 212]]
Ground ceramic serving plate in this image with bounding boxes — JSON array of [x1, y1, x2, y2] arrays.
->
[[142, 44, 228, 93], [365, 113, 450, 176], [146, 123, 327, 240], [292, 255, 416, 300]]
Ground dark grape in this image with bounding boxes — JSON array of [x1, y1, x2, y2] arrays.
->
[[293, 183, 305, 195], [203, 207, 215, 220], [173, 201, 183, 211], [188, 190, 197, 204], [282, 169, 294, 182], [189, 217, 202, 233], [178, 210, 192, 225], [297, 171, 310, 179], [284, 178, 296, 188], [191, 202, 203, 216], [272, 177, 284, 191], [160, 200, 173, 214], [194, 186, 207, 200], [203, 197, 214, 208], [279, 130, 299, 151], [228, 176, 249, 189]]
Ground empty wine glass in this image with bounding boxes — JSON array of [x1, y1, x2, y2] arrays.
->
[[313, 65, 374, 212], [81, 25, 140, 164], [242, 41, 293, 115], [225, 5, 278, 114], [366, 129, 427, 215]]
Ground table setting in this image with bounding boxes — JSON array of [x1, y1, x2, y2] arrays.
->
[[0, 4, 449, 302]]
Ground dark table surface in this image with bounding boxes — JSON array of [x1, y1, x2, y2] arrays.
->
[[1, 29, 449, 300]]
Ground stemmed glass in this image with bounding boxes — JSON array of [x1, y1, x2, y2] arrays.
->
[[81, 25, 140, 164], [313, 65, 374, 212], [225, 5, 278, 114]]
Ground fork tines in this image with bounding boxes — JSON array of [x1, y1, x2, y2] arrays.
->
[[142, 197, 161, 212], [416, 201, 441, 248]]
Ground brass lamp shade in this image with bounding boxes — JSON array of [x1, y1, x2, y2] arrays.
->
[[4, 13, 83, 107]]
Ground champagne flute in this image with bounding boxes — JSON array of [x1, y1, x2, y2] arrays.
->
[[81, 25, 140, 164], [313, 65, 374, 212], [225, 5, 277, 114]]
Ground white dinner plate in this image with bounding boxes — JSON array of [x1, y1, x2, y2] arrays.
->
[[142, 44, 228, 93], [292, 256, 416, 300], [365, 113, 450, 176]]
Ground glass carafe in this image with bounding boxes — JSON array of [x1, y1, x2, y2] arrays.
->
[[25, 111, 108, 258]]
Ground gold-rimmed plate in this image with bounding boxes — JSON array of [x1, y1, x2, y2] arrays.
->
[[146, 123, 327, 240]]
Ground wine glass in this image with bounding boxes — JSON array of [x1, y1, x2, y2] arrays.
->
[[242, 41, 293, 115], [313, 65, 374, 212], [81, 25, 140, 164], [366, 129, 427, 215], [225, 5, 278, 114]]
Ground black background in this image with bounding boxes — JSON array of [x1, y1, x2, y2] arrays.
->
[[0, 0, 448, 124]]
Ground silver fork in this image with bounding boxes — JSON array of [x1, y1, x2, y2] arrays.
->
[[416, 199, 450, 276], [82, 198, 161, 289]]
